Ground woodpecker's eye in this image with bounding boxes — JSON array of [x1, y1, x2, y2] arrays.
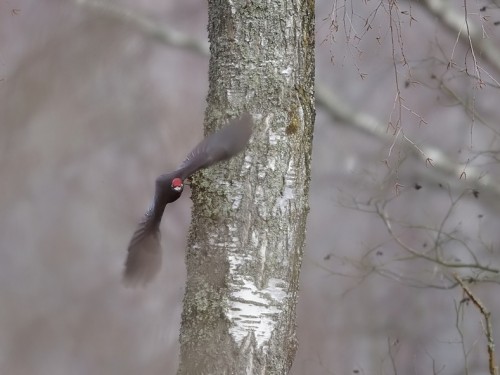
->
[[171, 177, 184, 192]]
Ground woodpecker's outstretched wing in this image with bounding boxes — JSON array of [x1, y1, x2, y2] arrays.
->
[[123, 174, 182, 286], [123, 211, 162, 286], [176, 113, 253, 179]]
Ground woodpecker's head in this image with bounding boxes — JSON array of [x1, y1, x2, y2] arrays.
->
[[171, 177, 184, 193]]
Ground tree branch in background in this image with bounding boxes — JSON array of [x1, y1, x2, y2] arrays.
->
[[454, 273, 499, 375], [316, 84, 500, 199], [74, 0, 209, 55]]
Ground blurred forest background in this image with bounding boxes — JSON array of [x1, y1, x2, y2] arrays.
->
[[2, 0, 500, 374]]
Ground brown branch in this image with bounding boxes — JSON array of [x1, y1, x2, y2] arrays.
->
[[454, 273, 499, 375]]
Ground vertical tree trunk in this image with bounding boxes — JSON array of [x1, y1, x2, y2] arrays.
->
[[178, 0, 314, 373]]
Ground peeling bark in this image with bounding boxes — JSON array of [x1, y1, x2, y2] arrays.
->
[[178, 0, 315, 373]]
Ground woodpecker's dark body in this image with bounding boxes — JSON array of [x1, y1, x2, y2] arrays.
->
[[123, 113, 253, 285]]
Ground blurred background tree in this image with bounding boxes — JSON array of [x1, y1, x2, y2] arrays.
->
[[1, 0, 500, 374]]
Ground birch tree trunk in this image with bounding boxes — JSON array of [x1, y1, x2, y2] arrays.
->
[[178, 0, 315, 373]]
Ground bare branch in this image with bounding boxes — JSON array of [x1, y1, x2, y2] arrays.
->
[[454, 274, 499, 375], [454, 299, 471, 375]]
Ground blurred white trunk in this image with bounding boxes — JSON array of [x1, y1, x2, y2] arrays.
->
[[177, 0, 315, 373]]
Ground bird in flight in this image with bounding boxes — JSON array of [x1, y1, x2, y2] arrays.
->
[[123, 113, 253, 286]]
